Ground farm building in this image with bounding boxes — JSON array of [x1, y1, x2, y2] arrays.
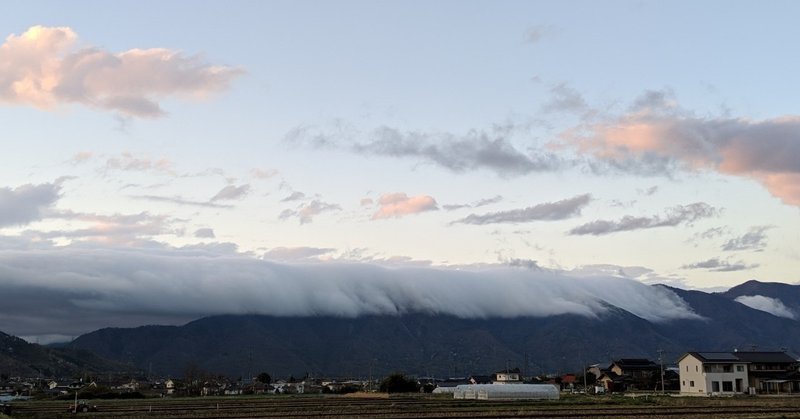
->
[[451, 384, 559, 400]]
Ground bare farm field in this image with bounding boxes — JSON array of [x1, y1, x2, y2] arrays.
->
[[7, 394, 800, 419]]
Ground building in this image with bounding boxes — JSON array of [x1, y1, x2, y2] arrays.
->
[[493, 368, 521, 384], [678, 352, 750, 396], [732, 352, 800, 394], [679, 351, 800, 396]]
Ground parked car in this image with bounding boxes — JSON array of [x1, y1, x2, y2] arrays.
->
[[67, 400, 98, 413]]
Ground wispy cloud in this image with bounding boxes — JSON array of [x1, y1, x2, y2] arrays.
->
[[372, 193, 438, 220], [132, 195, 233, 209], [443, 195, 503, 211], [288, 123, 562, 176], [0, 25, 243, 117], [569, 202, 718, 235], [279, 199, 341, 224], [681, 257, 757, 272], [722, 226, 772, 252], [456, 194, 591, 225], [210, 184, 250, 201]]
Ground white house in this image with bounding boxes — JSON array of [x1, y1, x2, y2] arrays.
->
[[494, 369, 521, 384], [678, 352, 748, 396]]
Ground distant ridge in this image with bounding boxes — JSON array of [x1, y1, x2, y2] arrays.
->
[[65, 282, 800, 378]]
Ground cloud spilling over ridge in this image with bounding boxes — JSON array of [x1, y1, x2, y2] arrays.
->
[[372, 193, 438, 219], [0, 182, 61, 227], [569, 202, 718, 235], [0, 26, 242, 117], [0, 243, 701, 339], [456, 194, 591, 225], [735, 295, 797, 319], [567, 91, 800, 205]]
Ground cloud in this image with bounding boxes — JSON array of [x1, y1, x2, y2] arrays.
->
[[288, 123, 562, 176], [541, 83, 589, 115], [735, 295, 797, 320], [263, 246, 336, 261], [681, 257, 758, 272], [210, 184, 250, 201], [250, 168, 278, 180], [569, 202, 719, 235], [132, 195, 233, 209], [443, 195, 503, 211], [0, 241, 701, 339], [279, 200, 341, 224], [281, 191, 306, 202], [566, 90, 800, 205], [194, 228, 215, 239], [0, 25, 243, 117], [27, 211, 175, 245], [525, 24, 555, 44], [372, 193, 438, 220], [0, 182, 61, 227], [103, 152, 174, 175], [456, 194, 591, 225], [722, 226, 772, 252]]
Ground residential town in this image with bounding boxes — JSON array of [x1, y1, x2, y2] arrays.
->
[[3, 350, 799, 406]]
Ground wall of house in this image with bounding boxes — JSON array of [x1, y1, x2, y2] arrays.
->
[[679, 356, 707, 395], [679, 356, 748, 396]]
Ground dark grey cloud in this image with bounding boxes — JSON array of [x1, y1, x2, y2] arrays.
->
[[281, 191, 306, 202], [279, 200, 341, 224], [681, 257, 758, 272], [194, 228, 216, 239], [722, 226, 772, 252], [455, 194, 591, 225], [210, 184, 250, 201], [0, 241, 700, 340], [0, 182, 61, 227], [569, 202, 719, 236], [287, 123, 562, 176]]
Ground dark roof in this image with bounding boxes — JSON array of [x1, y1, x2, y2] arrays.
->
[[683, 351, 797, 364], [732, 352, 797, 364], [612, 358, 658, 369]]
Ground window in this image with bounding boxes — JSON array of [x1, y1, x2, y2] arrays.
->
[[689, 381, 694, 387], [722, 381, 733, 392], [695, 365, 699, 372], [722, 365, 732, 372], [736, 365, 744, 372], [682, 381, 685, 386], [686, 365, 689, 372], [712, 381, 720, 392]]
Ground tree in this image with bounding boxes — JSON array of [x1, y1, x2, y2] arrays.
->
[[379, 373, 419, 393], [257, 372, 272, 384]]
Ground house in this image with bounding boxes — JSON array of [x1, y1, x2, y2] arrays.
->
[[678, 352, 749, 395], [731, 351, 800, 394], [493, 368, 522, 384], [597, 359, 660, 392]]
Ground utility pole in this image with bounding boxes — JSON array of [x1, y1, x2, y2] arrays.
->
[[657, 349, 665, 394]]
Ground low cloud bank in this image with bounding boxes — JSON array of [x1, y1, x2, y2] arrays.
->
[[734, 295, 797, 320], [0, 244, 700, 340]]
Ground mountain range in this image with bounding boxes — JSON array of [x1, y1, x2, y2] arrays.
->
[[5, 279, 800, 379]]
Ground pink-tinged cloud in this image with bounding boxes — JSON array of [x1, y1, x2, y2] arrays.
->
[[372, 193, 438, 219], [0, 26, 243, 117], [569, 107, 800, 205]]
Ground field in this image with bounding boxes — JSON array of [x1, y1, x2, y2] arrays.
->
[[7, 394, 800, 418]]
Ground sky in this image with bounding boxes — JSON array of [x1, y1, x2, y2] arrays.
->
[[1, 1, 799, 342]]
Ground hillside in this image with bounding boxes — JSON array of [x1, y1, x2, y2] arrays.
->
[[52, 281, 800, 378], [0, 331, 140, 378]]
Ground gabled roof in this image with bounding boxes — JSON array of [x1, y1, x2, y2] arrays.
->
[[611, 358, 658, 370]]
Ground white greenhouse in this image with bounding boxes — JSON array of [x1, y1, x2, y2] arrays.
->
[[450, 384, 559, 400]]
